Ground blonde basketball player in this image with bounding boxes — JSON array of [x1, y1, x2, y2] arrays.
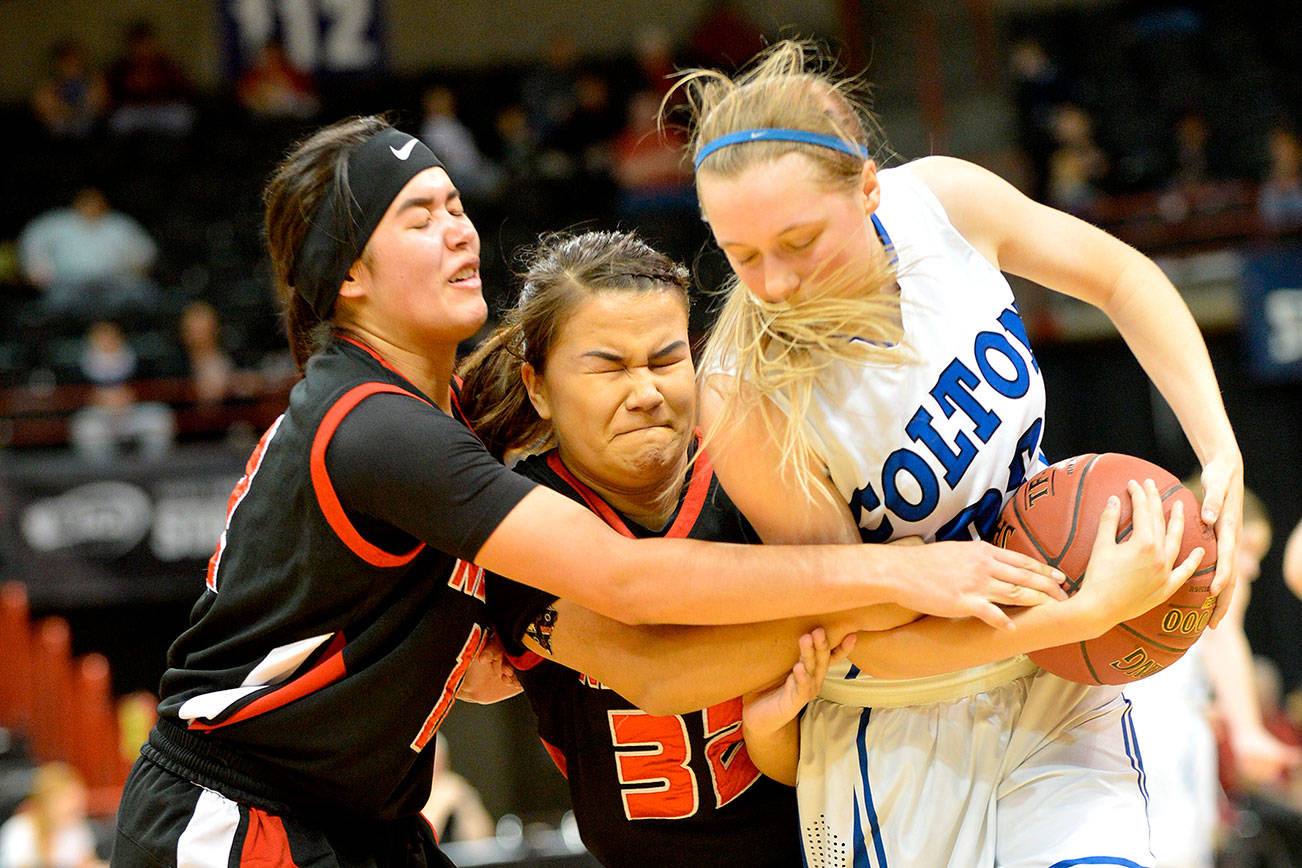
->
[[674, 40, 1244, 867]]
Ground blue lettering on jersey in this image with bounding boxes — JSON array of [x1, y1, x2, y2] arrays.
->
[[881, 448, 940, 521], [905, 406, 977, 487], [931, 359, 1000, 441], [935, 488, 1004, 541], [1006, 418, 1044, 493], [998, 306, 1039, 373], [850, 305, 1044, 540], [974, 331, 1030, 398]]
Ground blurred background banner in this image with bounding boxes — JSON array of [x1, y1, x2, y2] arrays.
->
[[1242, 246, 1302, 382], [0, 450, 241, 609], [216, 0, 387, 78]]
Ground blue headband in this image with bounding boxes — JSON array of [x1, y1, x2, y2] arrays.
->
[[694, 128, 869, 170]]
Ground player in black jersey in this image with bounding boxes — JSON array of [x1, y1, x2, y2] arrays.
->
[[457, 231, 911, 866], [112, 117, 1068, 868]]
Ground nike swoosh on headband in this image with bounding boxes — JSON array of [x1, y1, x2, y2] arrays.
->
[[390, 138, 418, 160]]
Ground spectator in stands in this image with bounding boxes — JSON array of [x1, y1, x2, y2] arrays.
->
[[687, 0, 766, 71], [1008, 36, 1069, 203], [106, 21, 196, 136], [69, 320, 174, 464], [178, 301, 259, 406], [18, 186, 160, 325], [610, 90, 695, 218], [421, 733, 496, 843], [1170, 110, 1212, 189], [521, 32, 580, 143], [31, 38, 108, 140], [633, 27, 677, 97], [1046, 103, 1109, 215], [0, 762, 106, 868], [236, 37, 319, 121], [419, 85, 502, 203], [1259, 126, 1302, 231]]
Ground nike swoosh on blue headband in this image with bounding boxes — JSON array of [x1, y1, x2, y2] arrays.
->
[[694, 128, 870, 169]]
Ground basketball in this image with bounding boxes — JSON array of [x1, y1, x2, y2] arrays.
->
[[992, 453, 1218, 685]]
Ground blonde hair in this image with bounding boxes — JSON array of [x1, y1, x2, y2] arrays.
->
[[669, 39, 906, 501]]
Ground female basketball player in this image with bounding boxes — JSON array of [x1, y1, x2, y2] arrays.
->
[[457, 229, 1197, 867], [111, 116, 1070, 868], [675, 40, 1245, 866]]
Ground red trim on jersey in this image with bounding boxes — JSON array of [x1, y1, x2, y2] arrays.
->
[[241, 807, 298, 866], [544, 430, 712, 539], [310, 383, 428, 567], [411, 624, 486, 751], [207, 415, 283, 592], [334, 333, 407, 378], [189, 633, 348, 732], [540, 737, 569, 778], [506, 649, 546, 671]]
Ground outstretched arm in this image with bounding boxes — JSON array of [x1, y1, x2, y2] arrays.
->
[[911, 155, 1243, 627], [476, 484, 1065, 627]]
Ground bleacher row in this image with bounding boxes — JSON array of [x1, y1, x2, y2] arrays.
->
[[0, 581, 152, 819]]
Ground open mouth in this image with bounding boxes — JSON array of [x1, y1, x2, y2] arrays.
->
[[450, 265, 479, 284]]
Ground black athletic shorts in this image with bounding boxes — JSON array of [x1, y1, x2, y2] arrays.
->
[[113, 755, 454, 867]]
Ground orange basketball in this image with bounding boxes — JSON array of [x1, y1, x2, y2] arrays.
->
[[992, 453, 1218, 685]]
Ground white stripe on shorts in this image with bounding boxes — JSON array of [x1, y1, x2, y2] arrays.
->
[[177, 787, 240, 868]]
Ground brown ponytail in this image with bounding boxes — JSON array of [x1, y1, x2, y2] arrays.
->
[[263, 114, 392, 371]]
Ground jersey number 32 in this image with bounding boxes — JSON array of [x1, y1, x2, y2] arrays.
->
[[608, 697, 761, 821]]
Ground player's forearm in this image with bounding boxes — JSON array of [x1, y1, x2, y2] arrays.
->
[[1202, 620, 1267, 735], [742, 718, 801, 787], [596, 536, 915, 626], [1103, 253, 1236, 461], [547, 605, 912, 715], [848, 599, 1105, 678]]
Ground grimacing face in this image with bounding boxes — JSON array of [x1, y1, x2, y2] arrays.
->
[[523, 288, 695, 502], [696, 151, 884, 304]]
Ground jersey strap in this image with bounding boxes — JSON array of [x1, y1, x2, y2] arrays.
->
[[544, 430, 712, 539]]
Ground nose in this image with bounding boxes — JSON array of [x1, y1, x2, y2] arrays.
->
[[625, 367, 665, 411], [445, 215, 477, 250], [754, 260, 799, 303]]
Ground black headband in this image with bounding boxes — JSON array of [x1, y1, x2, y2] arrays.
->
[[291, 127, 444, 318]]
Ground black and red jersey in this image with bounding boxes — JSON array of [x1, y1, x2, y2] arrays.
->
[[488, 444, 801, 867], [151, 336, 535, 821]]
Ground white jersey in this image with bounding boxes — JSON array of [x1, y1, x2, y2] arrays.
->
[[793, 164, 1048, 546], [772, 164, 1151, 867]]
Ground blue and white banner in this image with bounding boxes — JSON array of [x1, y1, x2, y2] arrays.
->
[[1241, 245, 1302, 382], [217, 0, 386, 78]]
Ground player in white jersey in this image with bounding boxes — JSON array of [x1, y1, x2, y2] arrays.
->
[[670, 40, 1245, 867]]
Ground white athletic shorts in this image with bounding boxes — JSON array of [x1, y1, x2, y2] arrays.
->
[[797, 670, 1154, 868]]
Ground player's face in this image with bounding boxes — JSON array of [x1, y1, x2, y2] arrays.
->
[[526, 289, 695, 497], [698, 152, 884, 304], [344, 167, 486, 347]]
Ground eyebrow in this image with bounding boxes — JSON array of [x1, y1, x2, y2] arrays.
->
[[580, 340, 688, 363], [718, 220, 821, 249], [394, 189, 461, 214]]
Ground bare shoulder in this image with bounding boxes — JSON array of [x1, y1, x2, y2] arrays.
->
[[699, 374, 858, 545]]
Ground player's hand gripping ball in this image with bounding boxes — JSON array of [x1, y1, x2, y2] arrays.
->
[[993, 453, 1217, 685]]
